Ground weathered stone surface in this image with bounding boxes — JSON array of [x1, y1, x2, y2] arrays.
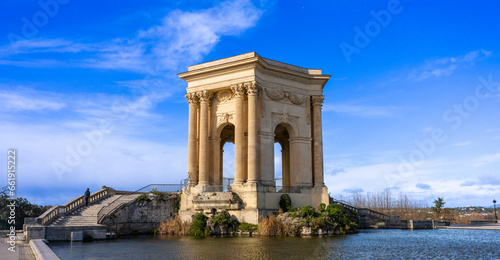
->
[[30, 239, 61, 260], [100, 194, 177, 234]]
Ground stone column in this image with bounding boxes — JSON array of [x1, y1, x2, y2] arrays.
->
[[246, 81, 259, 183], [213, 138, 221, 185], [311, 95, 325, 187], [198, 90, 212, 186], [282, 140, 290, 187], [232, 84, 246, 184], [185, 93, 199, 186]]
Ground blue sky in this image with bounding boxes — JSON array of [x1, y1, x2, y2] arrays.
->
[[1, 0, 499, 207]]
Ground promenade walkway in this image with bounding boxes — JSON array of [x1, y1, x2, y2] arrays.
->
[[445, 223, 500, 230], [0, 237, 35, 260]]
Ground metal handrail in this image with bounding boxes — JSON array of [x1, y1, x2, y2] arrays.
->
[[97, 195, 138, 224], [135, 184, 184, 193], [330, 198, 359, 212]]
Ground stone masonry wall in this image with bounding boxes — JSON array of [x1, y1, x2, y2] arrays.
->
[[101, 194, 177, 234]]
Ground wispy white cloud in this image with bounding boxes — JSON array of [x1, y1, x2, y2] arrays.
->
[[416, 183, 432, 190], [343, 187, 364, 193], [0, 88, 65, 111], [422, 126, 434, 133], [453, 141, 471, 147], [460, 174, 500, 187], [5, 38, 92, 54], [473, 153, 500, 166], [0, 1, 266, 205], [0, 0, 263, 75], [0, 59, 66, 67], [407, 50, 492, 81]]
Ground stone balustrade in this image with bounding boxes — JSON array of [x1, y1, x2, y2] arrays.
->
[[35, 188, 115, 226], [37, 205, 63, 225]]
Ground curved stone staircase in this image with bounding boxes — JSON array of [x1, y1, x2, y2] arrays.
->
[[48, 195, 121, 227], [24, 189, 141, 241]]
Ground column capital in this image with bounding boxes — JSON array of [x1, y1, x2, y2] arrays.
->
[[245, 81, 260, 96], [311, 95, 325, 107], [231, 83, 246, 98], [185, 92, 199, 105], [197, 90, 213, 103]]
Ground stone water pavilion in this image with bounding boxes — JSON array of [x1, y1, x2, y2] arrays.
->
[[177, 52, 331, 224]]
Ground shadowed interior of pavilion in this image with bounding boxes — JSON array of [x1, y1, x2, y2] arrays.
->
[[204, 122, 298, 193]]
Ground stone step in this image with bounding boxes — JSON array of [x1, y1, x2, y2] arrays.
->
[[48, 194, 123, 227]]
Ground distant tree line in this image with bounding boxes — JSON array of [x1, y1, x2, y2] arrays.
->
[[0, 186, 48, 230], [338, 189, 496, 223]]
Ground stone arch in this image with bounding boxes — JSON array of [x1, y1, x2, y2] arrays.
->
[[271, 114, 299, 139], [273, 123, 293, 188], [212, 123, 235, 185]]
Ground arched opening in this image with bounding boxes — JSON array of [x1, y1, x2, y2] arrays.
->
[[219, 124, 235, 187], [274, 124, 290, 188], [274, 142, 282, 186]]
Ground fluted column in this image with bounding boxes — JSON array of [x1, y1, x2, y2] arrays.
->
[[198, 90, 212, 186], [232, 84, 246, 184], [246, 81, 259, 183], [185, 93, 199, 186], [311, 95, 325, 187]]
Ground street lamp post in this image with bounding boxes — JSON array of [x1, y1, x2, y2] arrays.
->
[[494, 199, 497, 222]]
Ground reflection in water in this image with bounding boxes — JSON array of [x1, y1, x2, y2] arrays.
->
[[49, 229, 500, 259]]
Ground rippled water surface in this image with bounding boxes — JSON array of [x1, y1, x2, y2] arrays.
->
[[49, 229, 500, 259]]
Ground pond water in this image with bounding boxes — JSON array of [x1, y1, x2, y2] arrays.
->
[[49, 229, 500, 259]]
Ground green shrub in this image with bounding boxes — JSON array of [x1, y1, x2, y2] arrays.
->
[[279, 194, 292, 212], [289, 204, 358, 235], [239, 222, 259, 232], [135, 194, 148, 202], [213, 210, 239, 231], [174, 196, 181, 213], [150, 189, 166, 201], [319, 203, 326, 212], [190, 213, 209, 237]]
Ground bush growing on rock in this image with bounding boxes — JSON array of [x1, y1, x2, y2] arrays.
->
[[239, 222, 259, 232], [279, 194, 292, 212], [190, 212, 210, 237], [260, 204, 358, 236], [208, 210, 239, 235]]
